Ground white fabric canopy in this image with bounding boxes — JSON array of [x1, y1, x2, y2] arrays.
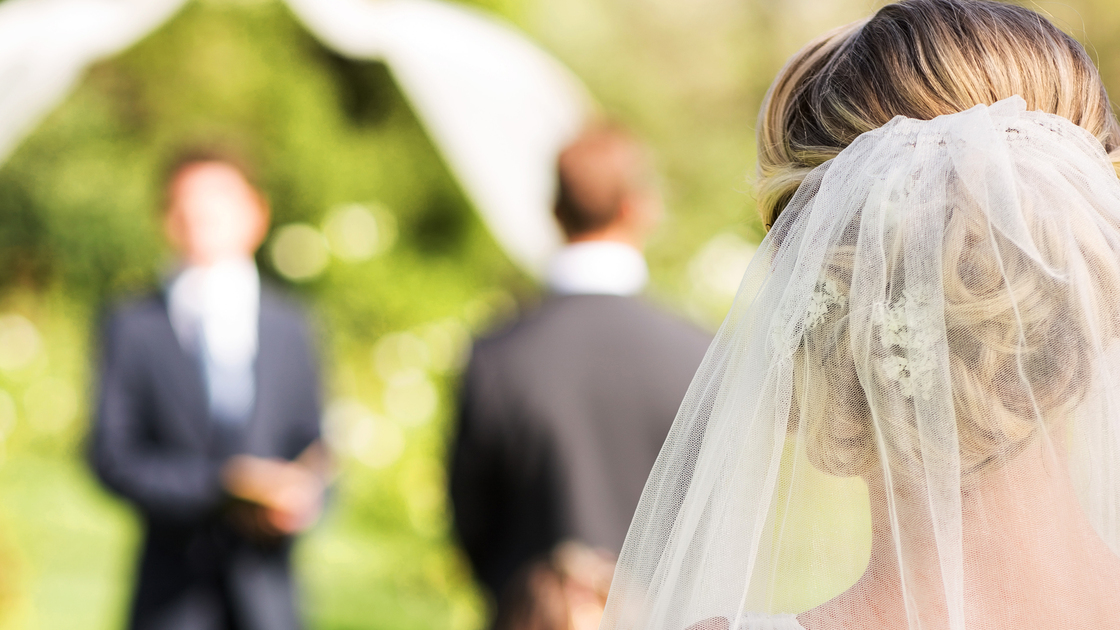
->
[[0, 0, 591, 276], [0, 0, 186, 161]]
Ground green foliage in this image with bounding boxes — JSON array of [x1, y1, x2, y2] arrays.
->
[[3, 0, 1120, 629], [0, 1, 523, 628]]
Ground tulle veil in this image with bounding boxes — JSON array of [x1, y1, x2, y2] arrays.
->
[[599, 96, 1120, 630]]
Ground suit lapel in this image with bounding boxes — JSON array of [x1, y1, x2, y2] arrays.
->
[[150, 296, 212, 447], [153, 285, 286, 456], [244, 288, 280, 455]]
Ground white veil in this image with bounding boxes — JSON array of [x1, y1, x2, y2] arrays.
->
[[600, 97, 1120, 630]]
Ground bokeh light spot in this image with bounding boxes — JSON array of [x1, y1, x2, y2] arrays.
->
[[270, 223, 330, 281], [323, 203, 396, 262], [24, 378, 78, 434], [0, 314, 42, 372], [384, 372, 438, 427], [324, 398, 406, 469], [688, 232, 757, 300], [420, 319, 471, 373], [372, 332, 431, 382]]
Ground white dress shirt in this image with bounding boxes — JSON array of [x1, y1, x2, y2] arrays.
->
[[167, 257, 260, 424], [545, 241, 649, 296]]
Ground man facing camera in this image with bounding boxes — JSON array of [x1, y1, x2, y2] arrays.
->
[[91, 153, 326, 630], [450, 125, 711, 605]]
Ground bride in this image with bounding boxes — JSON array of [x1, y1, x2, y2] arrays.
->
[[598, 1, 1120, 629]]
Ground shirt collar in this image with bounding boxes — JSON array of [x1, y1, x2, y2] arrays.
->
[[545, 241, 649, 296], [166, 257, 260, 362]]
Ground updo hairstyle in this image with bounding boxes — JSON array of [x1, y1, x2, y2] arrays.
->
[[758, 0, 1120, 230], [768, 0, 1120, 479]]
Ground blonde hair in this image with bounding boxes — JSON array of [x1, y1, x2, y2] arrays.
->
[[757, 0, 1120, 230], [770, 0, 1120, 478], [792, 193, 1120, 478]]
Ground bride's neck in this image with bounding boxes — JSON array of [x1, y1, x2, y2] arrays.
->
[[857, 439, 1120, 627]]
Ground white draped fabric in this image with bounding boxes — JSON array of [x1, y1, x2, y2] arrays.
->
[[600, 97, 1120, 630], [0, 0, 591, 276], [0, 0, 186, 161]]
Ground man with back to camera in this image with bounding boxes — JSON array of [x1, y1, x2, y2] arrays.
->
[[90, 151, 326, 630], [450, 124, 711, 606]]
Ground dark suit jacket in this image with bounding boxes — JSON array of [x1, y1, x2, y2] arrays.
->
[[450, 294, 710, 597], [90, 286, 321, 630]]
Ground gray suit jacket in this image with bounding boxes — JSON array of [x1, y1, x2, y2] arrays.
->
[[90, 286, 321, 630], [450, 294, 710, 597]]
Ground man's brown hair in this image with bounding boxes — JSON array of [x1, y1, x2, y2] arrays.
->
[[554, 124, 653, 238], [160, 143, 261, 213]]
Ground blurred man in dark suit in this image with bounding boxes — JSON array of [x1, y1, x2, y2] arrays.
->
[[450, 125, 711, 605], [91, 153, 326, 630]]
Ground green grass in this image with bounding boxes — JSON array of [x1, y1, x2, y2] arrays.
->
[[0, 454, 135, 630], [0, 450, 489, 630]]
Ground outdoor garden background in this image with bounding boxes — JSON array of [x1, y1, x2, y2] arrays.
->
[[0, 0, 1117, 628]]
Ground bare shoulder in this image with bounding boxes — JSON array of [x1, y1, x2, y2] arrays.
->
[[796, 582, 902, 630], [742, 614, 806, 630], [684, 614, 806, 630]]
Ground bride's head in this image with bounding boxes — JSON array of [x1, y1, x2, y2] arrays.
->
[[766, 0, 1120, 480], [757, 0, 1120, 230]]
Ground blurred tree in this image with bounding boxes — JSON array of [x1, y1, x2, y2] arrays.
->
[[1, 1, 1119, 630]]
